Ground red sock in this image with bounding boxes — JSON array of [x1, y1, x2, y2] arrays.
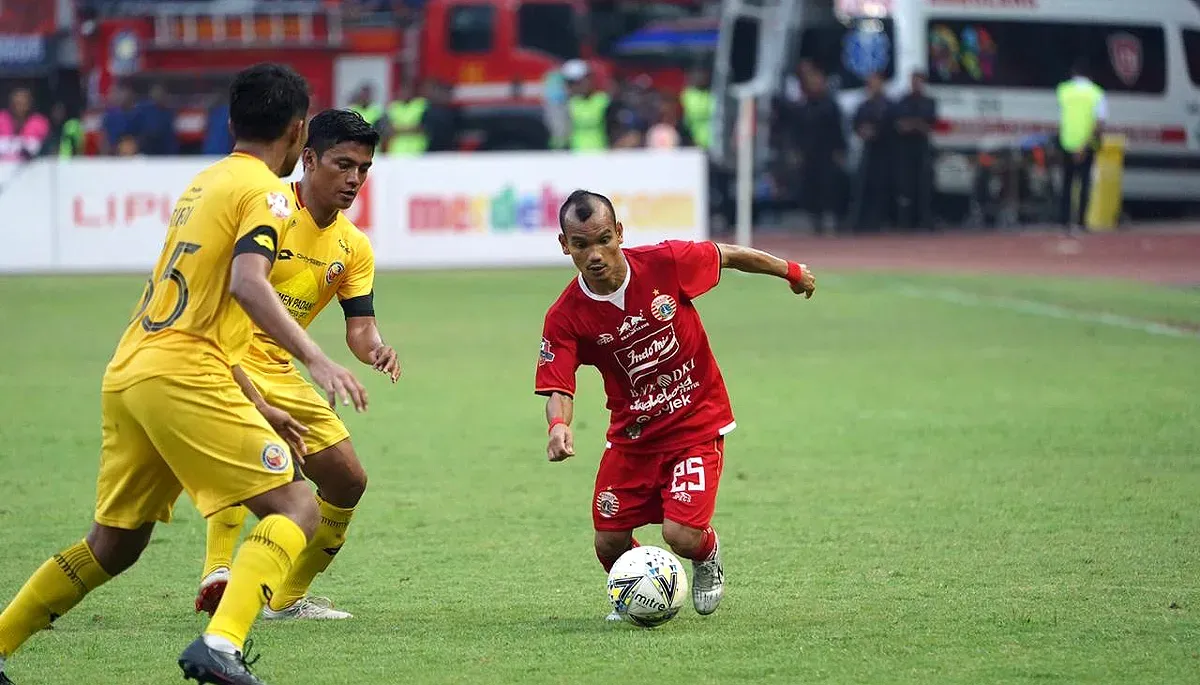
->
[[691, 527, 718, 562], [598, 537, 640, 573]]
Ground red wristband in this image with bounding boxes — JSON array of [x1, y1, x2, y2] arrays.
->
[[548, 417, 568, 434], [786, 261, 805, 285]]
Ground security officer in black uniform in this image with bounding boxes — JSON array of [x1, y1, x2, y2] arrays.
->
[[893, 71, 938, 231], [850, 72, 895, 233]]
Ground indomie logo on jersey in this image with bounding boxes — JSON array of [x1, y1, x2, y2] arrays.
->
[[615, 325, 680, 388]]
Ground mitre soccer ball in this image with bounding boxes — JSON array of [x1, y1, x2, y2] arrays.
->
[[606, 546, 688, 628]]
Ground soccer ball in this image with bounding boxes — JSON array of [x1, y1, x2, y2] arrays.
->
[[606, 546, 688, 628]]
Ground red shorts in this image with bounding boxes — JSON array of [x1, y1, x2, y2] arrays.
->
[[592, 438, 725, 532]]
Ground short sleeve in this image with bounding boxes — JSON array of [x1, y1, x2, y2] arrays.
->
[[238, 182, 292, 241], [534, 310, 579, 398], [233, 182, 292, 261], [338, 231, 376, 302], [666, 240, 721, 301]]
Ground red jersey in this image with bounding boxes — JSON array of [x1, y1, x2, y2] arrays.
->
[[535, 240, 736, 454]]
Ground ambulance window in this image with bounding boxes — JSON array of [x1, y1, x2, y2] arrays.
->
[[448, 5, 495, 53], [926, 20, 1166, 94], [519, 3, 582, 60], [1184, 29, 1200, 87], [795, 18, 896, 92]]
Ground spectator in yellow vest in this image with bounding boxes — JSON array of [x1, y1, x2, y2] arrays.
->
[[382, 81, 429, 155], [564, 61, 614, 152], [680, 69, 713, 149], [1057, 59, 1107, 233], [348, 83, 383, 128]]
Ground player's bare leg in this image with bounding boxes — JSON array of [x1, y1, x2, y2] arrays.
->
[[0, 522, 153, 683], [261, 438, 366, 621], [662, 519, 723, 615], [595, 530, 639, 621], [179, 481, 317, 685]]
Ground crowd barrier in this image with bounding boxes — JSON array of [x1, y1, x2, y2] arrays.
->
[[0, 149, 708, 273]]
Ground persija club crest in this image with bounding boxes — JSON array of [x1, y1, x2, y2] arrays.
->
[[1108, 32, 1142, 86], [650, 294, 678, 322]]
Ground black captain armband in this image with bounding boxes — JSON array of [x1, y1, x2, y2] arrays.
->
[[233, 225, 280, 263], [340, 292, 375, 318]]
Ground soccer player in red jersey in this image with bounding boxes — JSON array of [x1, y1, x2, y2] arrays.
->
[[535, 190, 816, 619]]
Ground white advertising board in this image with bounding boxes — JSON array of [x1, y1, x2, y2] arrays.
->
[[375, 149, 708, 268], [0, 161, 53, 272], [0, 149, 708, 273], [54, 159, 198, 271]]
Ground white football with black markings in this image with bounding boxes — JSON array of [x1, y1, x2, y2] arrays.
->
[[606, 545, 688, 628]]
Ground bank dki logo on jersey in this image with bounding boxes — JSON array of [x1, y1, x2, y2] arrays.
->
[[1108, 32, 1142, 86]]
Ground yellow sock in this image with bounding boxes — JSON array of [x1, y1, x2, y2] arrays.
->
[[203, 505, 249, 579], [270, 497, 355, 611], [0, 541, 111, 657], [205, 515, 306, 650]]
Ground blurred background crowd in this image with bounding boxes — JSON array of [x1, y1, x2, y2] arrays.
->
[[3, 0, 1173, 234]]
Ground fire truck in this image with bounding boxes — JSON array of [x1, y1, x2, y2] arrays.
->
[[79, 0, 712, 153]]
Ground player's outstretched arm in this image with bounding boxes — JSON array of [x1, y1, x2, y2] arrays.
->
[[714, 243, 816, 298], [230, 252, 368, 411], [345, 316, 401, 383], [545, 392, 575, 462]]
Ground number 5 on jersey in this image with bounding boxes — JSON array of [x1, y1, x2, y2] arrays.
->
[[132, 241, 201, 332]]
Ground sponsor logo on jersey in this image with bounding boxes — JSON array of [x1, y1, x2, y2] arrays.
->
[[267, 192, 292, 219], [261, 443, 290, 473], [326, 261, 345, 284], [650, 294, 677, 322], [597, 333, 614, 346], [595, 490, 620, 518], [615, 325, 680, 388], [617, 311, 649, 340], [539, 338, 555, 366]]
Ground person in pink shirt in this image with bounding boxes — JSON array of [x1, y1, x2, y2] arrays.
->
[[0, 89, 49, 161]]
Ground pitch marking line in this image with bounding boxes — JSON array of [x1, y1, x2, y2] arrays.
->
[[896, 287, 1200, 340]]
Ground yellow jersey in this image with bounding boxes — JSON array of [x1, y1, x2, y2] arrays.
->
[[103, 153, 296, 391], [243, 182, 376, 368]]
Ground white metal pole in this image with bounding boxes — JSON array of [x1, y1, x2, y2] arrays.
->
[[735, 93, 754, 247]]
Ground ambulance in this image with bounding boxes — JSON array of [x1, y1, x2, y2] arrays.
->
[[789, 0, 1200, 201]]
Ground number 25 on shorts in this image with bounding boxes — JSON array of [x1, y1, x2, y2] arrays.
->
[[670, 457, 706, 493]]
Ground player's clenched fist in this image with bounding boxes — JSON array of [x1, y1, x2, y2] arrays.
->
[[547, 423, 575, 462], [788, 262, 816, 299], [308, 355, 368, 412]]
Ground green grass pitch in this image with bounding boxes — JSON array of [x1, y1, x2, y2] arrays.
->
[[0, 268, 1198, 684]]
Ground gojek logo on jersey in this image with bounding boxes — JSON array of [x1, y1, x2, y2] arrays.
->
[[406, 185, 695, 234]]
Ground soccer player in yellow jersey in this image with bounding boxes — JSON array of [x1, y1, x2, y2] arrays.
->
[[194, 108, 399, 622], [0, 64, 367, 685]]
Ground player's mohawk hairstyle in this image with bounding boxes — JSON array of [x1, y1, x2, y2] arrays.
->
[[558, 189, 616, 233]]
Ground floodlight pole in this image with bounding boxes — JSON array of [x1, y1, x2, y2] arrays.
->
[[734, 93, 754, 248]]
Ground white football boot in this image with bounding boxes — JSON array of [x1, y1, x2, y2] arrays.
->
[[261, 596, 352, 620], [691, 539, 725, 615], [195, 567, 231, 616]]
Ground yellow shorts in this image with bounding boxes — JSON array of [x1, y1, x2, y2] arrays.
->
[[95, 373, 296, 529], [242, 358, 350, 454]]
